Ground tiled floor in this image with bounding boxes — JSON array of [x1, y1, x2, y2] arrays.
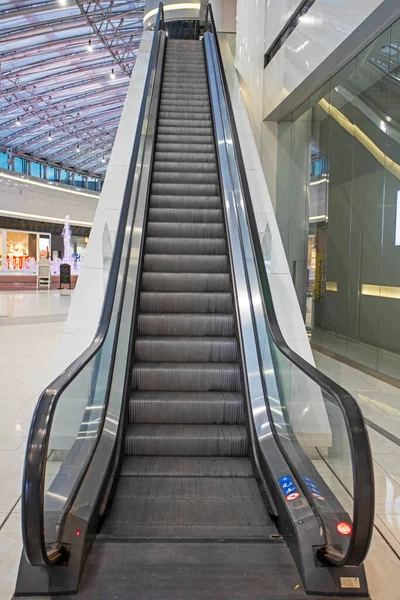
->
[[1, 291, 400, 598], [313, 350, 400, 599], [0, 290, 70, 599]]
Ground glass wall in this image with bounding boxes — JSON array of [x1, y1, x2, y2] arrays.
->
[[276, 18, 400, 381], [0, 151, 103, 192]]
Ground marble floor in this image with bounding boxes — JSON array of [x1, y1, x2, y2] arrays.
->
[[0, 290, 71, 599], [313, 350, 400, 599], [0, 290, 399, 598]]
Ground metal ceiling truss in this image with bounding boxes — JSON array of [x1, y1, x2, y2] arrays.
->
[[0, 1, 146, 177]]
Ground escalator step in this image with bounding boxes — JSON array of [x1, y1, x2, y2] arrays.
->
[[154, 152, 215, 163], [132, 362, 242, 391], [101, 503, 272, 539], [139, 291, 232, 313], [148, 206, 222, 221], [152, 171, 218, 185], [141, 272, 231, 293], [129, 391, 245, 425], [156, 142, 215, 154], [150, 195, 221, 209], [143, 254, 228, 273], [115, 476, 261, 499], [124, 424, 248, 456], [156, 134, 214, 145], [158, 114, 212, 124], [146, 222, 224, 238], [120, 456, 253, 477], [145, 237, 226, 255], [161, 93, 210, 103], [153, 161, 217, 173], [159, 102, 211, 112], [137, 313, 235, 336], [134, 336, 239, 363], [157, 126, 214, 137]]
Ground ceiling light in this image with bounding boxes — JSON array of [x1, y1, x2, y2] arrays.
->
[[48, 132, 52, 141], [110, 68, 115, 80], [101, 156, 106, 163], [59, 0, 67, 5], [76, 143, 80, 152], [16, 116, 21, 126], [87, 39, 93, 52]]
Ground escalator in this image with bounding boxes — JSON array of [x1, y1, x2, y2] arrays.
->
[[15, 5, 374, 599], [104, 38, 271, 542]]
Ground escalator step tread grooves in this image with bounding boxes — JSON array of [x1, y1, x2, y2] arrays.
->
[[104, 38, 272, 541]]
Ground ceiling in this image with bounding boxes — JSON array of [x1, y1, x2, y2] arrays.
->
[[0, 0, 146, 177]]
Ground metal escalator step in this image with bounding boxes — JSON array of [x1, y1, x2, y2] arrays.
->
[[164, 63, 206, 70], [154, 152, 215, 163], [148, 206, 222, 221], [161, 93, 210, 102], [156, 142, 215, 154], [143, 254, 228, 274], [129, 391, 245, 424], [159, 102, 210, 111], [162, 83, 208, 90], [134, 336, 239, 363], [139, 291, 232, 313], [145, 237, 226, 255], [156, 134, 215, 145], [101, 514, 271, 539], [115, 477, 261, 499], [124, 424, 248, 456], [141, 272, 231, 293], [147, 222, 224, 238], [152, 171, 218, 185], [159, 107, 210, 117], [164, 65, 206, 73], [137, 313, 234, 336], [157, 126, 213, 137], [163, 73, 207, 79], [153, 161, 217, 173], [120, 456, 254, 477], [132, 362, 242, 391], [158, 117, 212, 128], [150, 195, 220, 209]]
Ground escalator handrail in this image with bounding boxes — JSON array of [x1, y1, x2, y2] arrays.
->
[[205, 3, 374, 567], [21, 3, 165, 568]]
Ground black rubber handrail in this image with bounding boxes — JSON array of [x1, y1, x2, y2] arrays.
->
[[21, 3, 165, 568], [205, 3, 374, 567]]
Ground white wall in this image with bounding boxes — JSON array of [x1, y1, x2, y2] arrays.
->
[[263, 0, 385, 118], [0, 171, 98, 226], [264, 1, 304, 51], [211, 0, 237, 33]]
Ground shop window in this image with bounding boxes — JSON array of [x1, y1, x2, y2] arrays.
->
[[6, 230, 37, 271]]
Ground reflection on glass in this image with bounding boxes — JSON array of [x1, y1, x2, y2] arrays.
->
[[276, 17, 400, 383]]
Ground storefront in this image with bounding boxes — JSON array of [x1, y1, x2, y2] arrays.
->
[[0, 229, 51, 272], [0, 218, 90, 288]]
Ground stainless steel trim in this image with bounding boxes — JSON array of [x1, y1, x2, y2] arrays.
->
[[204, 31, 314, 527]]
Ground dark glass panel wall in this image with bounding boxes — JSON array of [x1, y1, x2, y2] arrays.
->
[[276, 18, 400, 381]]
